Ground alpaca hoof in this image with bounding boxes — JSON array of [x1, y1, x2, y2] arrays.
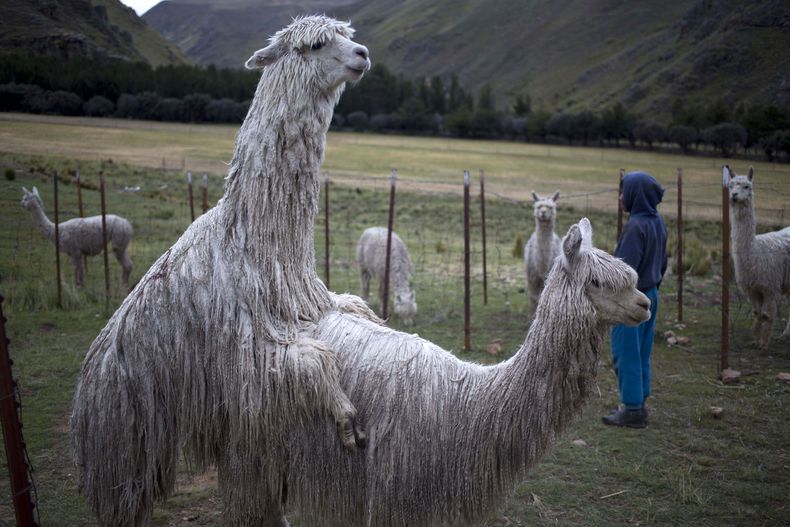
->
[[337, 416, 367, 450]]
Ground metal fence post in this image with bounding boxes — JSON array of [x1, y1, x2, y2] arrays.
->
[[202, 173, 209, 214], [99, 172, 110, 310], [382, 169, 397, 320], [721, 166, 730, 371], [53, 171, 62, 308], [479, 169, 488, 305], [677, 167, 684, 322], [324, 171, 331, 289], [616, 168, 625, 241], [464, 170, 471, 351], [187, 171, 195, 223]]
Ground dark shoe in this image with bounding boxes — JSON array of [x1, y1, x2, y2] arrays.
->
[[602, 406, 647, 428]]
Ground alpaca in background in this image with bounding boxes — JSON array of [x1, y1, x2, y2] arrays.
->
[[524, 190, 561, 319], [356, 226, 417, 325], [728, 166, 790, 348], [20, 186, 133, 285], [71, 16, 372, 527]]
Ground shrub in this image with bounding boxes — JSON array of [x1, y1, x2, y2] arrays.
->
[[83, 95, 114, 117], [5, 168, 15, 180], [346, 110, 369, 131], [512, 234, 524, 259]]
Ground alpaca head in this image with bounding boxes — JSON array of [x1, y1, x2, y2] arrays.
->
[[245, 15, 370, 93], [20, 186, 42, 211], [393, 289, 417, 326], [531, 191, 559, 224], [559, 218, 651, 326], [727, 166, 754, 206]]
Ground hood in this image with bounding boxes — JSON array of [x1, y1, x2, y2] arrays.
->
[[622, 171, 664, 216]]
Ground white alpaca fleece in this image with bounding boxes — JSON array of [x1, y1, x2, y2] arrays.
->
[[275, 218, 650, 527], [20, 186, 133, 285], [71, 15, 372, 527], [728, 167, 790, 347], [524, 191, 561, 319], [356, 227, 417, 323]]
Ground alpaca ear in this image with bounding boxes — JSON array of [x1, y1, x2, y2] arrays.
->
[[726, 165, 736, 180], [21, 186, 29, 196], [552, 191, 560, 202], [245, 41, 286, 69], [32, 186, 40, 198], [747, 166, 754, 181], [578, 217, 593, 248], [531, 191, 540, 202], [562, 224, 583, 269]]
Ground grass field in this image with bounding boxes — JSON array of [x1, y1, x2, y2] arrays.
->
[[0, 118, 789, 526]]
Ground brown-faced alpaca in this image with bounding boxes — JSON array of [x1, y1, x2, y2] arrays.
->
[[356, 226, 417, 325], [524, 190, 561, 320], [250, 219, 651, 526], [20, 186, 133, 285], [70, 16, 372, 527], [728, 166, 790, 348]]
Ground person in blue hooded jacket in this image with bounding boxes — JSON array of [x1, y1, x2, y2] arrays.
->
[[603, 171, 667, 428]]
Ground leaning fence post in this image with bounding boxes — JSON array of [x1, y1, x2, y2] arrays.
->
[[324, 171, 331, 289], [479, 169, 488, 305], [53, 171, 62, 308], [721, 166, 730, 372], [616, 168, 625, 241], [202, 173, 209, 214], [464, 170, 472, 352], [382, 169, 397, 320], [99, 172, 110, 310], [677, 167, 684, 322], [187, 171, 195, 223], [0, 295, 39, 527]]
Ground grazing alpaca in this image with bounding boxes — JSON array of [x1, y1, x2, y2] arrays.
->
[[257, 218, 648, 526], [356, 226, 417, 325], [70, 16, 371, 527], [20, 186, 133, 285], [524, 190, 561, 319], [728, 166, 790, 348]]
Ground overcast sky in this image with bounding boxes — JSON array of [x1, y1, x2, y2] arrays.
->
[[119, 0, 161, 16]]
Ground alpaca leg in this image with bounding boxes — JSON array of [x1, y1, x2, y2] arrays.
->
[[72, 254, 85, 286], [284, 338, 365, 450], [780, 303, 790, 340], [360, 270, 371, 301], [758, 299, 777, 349], [114, 246, 133, 285]]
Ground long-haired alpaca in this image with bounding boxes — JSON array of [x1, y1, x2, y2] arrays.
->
[[728, 166, 790, 347], [524, 190, 561, 319], [356, 226, 417, 324], [70, 16, 372, 526], [20, 186, 133, 285], [269, 218, 650, 527]]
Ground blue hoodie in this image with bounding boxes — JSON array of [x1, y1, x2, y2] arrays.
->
[[615, 171, 668, 292]]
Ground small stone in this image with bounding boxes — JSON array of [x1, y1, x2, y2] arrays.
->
[[572, 439, 588, 447], [675, 336, 690, 345], [710, 406, 724, 419], [667, 336, 678, 345], [777, 372, 790, 383], [486, 339, 502, 356], [720, 368, 741, 384], [664, 330, 676, 339]]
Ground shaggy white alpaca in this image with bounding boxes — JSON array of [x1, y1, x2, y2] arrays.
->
[[20, 186, 133, 285], [70, 16, 372, 527], [356, 226, 417, 325], [728, 166, 790, 348], [524, 190, 561, 319], [249, 218, 649, 526]]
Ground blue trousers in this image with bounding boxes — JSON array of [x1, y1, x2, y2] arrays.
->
[[610, 287, 659, 409]]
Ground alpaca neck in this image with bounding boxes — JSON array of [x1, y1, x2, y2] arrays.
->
[[730, 200, 755, 258], [487, 270, 600, 480], [27, 203, 56, 244], [534, 217, 556, 241]]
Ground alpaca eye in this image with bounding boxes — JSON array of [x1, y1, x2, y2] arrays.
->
[[311, 41, 323, 50], [590, 278, 601, 288]]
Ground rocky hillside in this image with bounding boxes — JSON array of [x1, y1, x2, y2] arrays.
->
[[0, 0, 188, 66], [144, 0, 790, 115]]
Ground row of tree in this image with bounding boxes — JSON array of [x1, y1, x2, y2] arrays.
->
[[1, 54, 789, 160]]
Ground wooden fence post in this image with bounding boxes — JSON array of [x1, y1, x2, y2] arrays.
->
[[382, 169, 397, 320], [616, 168, 625, 241], [202, 173, 209, 214], [76, 170, 88, 274], [464, 170, 471, 351], [53, 171, 62, 308], [479, 169, 488, 305], [99, 172, 110, 310], [677, 167, 684, 322], [0, 295, 38, 527], [324, 171, 330, 289], [721, 166, 730, 372], [187, 171, 195, 223]]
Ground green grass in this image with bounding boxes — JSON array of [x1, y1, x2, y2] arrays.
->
[[0, 137, 789, 526]]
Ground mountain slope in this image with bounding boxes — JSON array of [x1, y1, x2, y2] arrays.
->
[[144, 0, 790, 114], [0, 0, 188, 66]]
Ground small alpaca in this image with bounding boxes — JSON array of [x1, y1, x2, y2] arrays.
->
[[20, 186, 133, 285], [356, 226, 417, 325], [728, 166, 790, 347], [261, 218, 651, 526], [70, 16, 372, 526], [524, 190, 561, 319]]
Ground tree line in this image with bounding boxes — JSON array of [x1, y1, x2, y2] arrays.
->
[[1, 54, 788, 161]]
